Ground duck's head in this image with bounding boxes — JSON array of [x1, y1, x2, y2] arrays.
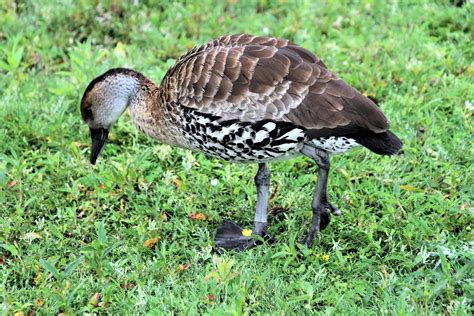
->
[[80, 68, 140, 164]]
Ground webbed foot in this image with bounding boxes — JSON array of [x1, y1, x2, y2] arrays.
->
[[215, 219, 272, 251]]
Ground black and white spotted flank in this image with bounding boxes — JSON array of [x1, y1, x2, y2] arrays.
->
[[180, 107, 307, 162], [180, 107, 360, 162]]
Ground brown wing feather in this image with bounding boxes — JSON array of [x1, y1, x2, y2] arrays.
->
[[162, 34, 389, 136]]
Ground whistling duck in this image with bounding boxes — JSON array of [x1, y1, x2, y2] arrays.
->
[[80, 34, 402, 250]]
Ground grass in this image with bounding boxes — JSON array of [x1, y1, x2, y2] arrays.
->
[[0, 0, 472, 314]]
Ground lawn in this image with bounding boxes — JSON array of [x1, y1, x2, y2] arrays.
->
[[0, 0, 472, 314]]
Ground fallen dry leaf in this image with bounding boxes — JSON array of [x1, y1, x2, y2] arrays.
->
[[189, 212, 207, 220], [269, 183, 279, 202], [34, 271, 43, 285], [76, 207, 88, 219], [13, 312, 23, 316], [120, 198, 125, 213], [380, 265, 389, 281], [72, 142, 88, 148], [172, 179, 182, 190], [179, 263, 192, 271], [205, 294, 216, 303], [35, 298, 44, 307], [89, 292, 102, 307], [143, 237, 161, 248], [120, 282, 135, 290], [343, 194, 353, 205]]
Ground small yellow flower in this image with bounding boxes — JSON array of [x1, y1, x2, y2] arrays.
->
[[321, 254, 330, 262], [242, 229, 252, 237]]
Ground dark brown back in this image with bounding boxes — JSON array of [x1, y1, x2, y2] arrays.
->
[[161, 34, 389, 138]]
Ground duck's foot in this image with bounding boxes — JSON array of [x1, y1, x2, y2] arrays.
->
[[318, 201, 344, 231], [303, 202, 341, 247], [215, 219, 271, 251], [329, 203, 343, 216]]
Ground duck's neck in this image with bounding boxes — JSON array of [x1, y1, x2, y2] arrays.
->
[[125, 70, 182, 147]]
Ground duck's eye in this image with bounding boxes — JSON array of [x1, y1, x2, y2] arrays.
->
[[83, 107, 93, 120]]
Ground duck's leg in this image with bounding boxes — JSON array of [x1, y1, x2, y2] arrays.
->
[[215, 163, 270, 251], [301, 146, 342, 247], [253, 162, 270, 235]]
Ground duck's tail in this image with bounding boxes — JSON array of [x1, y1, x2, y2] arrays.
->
[[353, 130, 403, 155]]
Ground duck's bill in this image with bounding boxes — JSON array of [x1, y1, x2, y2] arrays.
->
[[89, 128, 109, 165]]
